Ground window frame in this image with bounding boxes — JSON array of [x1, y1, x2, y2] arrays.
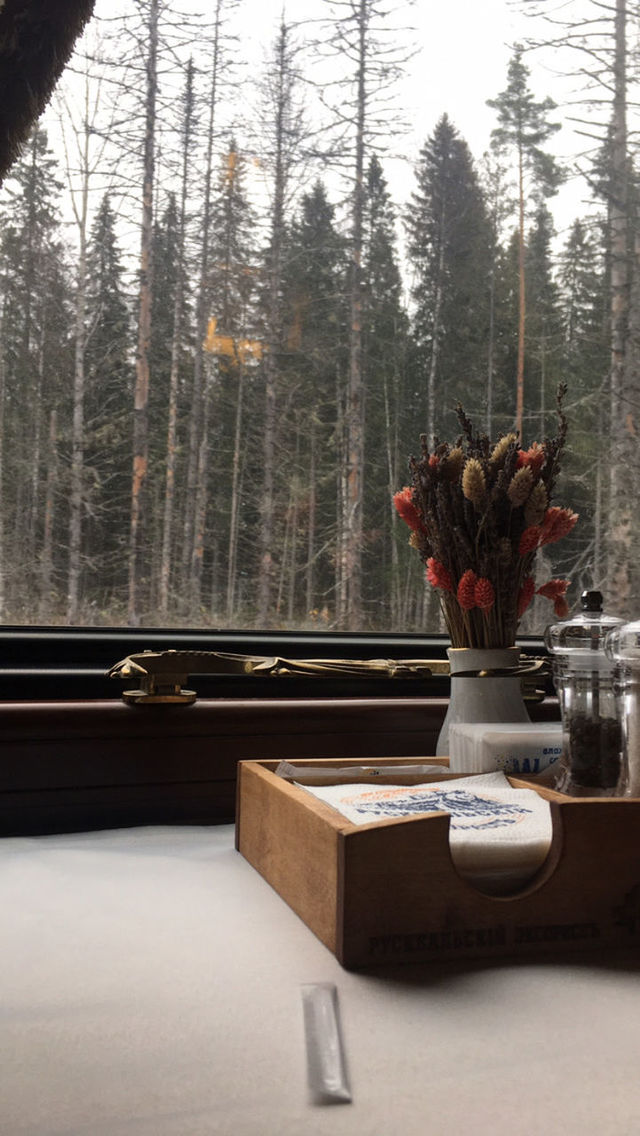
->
[[0, 626, 551, 701]]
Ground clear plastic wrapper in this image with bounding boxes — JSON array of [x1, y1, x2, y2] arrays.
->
[[301, 983, 351, 1105], [275, 760, 444, 784]]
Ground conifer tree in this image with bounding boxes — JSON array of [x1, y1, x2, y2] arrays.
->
[[525, 203, 564, 437], [282, 180, 347, 621], [255, 16, 307, 624], [199, 142, 258, 621], [84, 193, 132, 615], [488, 46, 562, 439], [158, 59, 195, 621], [558, 217, 609, 588], [361, 155, 409, 627], [406, 115, 492, 444]]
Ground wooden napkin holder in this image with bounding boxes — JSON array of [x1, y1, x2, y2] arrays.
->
[[235, 757, 640, 968]]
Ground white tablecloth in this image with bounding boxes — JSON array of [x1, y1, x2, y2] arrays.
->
[[2, 824, 639, 1136]]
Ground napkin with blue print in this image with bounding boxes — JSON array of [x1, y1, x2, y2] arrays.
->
[[297, 771, 553, 894]]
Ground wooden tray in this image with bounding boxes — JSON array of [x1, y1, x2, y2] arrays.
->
[[235, 757, 640, 967]]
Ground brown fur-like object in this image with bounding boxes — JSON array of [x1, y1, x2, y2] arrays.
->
[[0, 0, 96, 185]]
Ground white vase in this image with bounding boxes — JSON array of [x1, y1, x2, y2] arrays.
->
[[436, 646, 530, 758]]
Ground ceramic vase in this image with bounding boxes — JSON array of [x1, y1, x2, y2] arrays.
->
[[436, 646, 530, 758]]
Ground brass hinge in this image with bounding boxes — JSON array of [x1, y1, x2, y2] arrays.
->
[[107, 649, 550, 706], [107, 650, 448, 705]]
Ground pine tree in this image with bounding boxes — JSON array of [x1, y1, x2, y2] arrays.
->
[[488, 46, 563, 438], [198, 142, 258, 622], [84, 193, 132, 616], [557, 217, 609, 591], [159, 59, 195, 621], [491, 227, 522, 437], [361, 155, 409, 628], [149, 193, 180, 448], [406, 115, 493, 444], [255, 16, 307, 624], [281, 180, 347, 623], [525, 203, 564, 438]]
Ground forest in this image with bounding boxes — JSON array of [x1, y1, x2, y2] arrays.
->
[[0, 0, 637, 634]]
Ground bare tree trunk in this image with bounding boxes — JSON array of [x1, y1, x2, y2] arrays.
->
[[0, 296, 5, 620], [67, 116, 90, 624], [383, 371, 400, 626], [286, 430, 301, 622], [191, 356, 213, 619], [159, 58, 194, 620], [516, 144, 526, 439], [28, 318, 44, 573], [487, 254, 496, 437], [128, 0, 159, 626], [183, 2, 223, 606], [427, 207, 446, 447], [39, 410, 57, 622], [305, 419, 316, 616], [594, 410, 603, 584], [340, 0, 367, 629], [606, 0, 633, 615], [226, 358, 245, 621], [257, 20, 291, 624], [335, 365, 348, 625]]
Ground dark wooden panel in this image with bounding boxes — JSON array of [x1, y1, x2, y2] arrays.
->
[[1, 781, 238, 836], [0, 696, 559, 835]]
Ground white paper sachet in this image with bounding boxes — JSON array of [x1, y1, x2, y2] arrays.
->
[[296, 772, 553, 895], [448, 722, 562, 776]]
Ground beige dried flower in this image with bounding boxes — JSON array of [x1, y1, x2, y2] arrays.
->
[[461, 458, 486, 507], [489, 433, 517, 467], [409, 530, 422, 551], [444, 447, 464, 481], [507, 465, 534, 507], [524, 481, 548, 527]]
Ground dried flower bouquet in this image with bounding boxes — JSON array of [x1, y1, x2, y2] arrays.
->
[[394, 384, 577, 649]]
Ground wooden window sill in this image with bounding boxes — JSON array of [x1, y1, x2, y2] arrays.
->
[[0, 696, 559, 835]]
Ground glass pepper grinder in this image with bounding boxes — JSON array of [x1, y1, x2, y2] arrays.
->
[[544, 590, 625, 796], [605, 620, 640, 797]]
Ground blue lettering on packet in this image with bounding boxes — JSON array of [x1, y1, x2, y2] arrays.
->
[[350, 788, 532, 831], [496, 752, 560, 774]]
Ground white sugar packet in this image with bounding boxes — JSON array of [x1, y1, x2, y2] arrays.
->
[[297, 771, 553, 894]]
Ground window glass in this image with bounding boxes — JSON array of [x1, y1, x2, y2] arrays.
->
[[0, 0, 627, 635]]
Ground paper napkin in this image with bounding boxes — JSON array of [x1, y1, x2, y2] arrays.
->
[[297, 771, 553, 895]]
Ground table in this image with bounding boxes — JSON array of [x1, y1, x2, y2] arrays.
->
[[2, 824, 639, 1135]]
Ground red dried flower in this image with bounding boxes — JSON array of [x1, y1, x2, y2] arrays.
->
[[517, 576, 536, 617], [554, 597, 570, 618], [474, 577, 495, 611], [393, 487, 426, 534], [428, 454, 439, 469], [517, 442, 546, 477], [457, 569, 477, 610], [540, 507, 578, 546], [518, 526, 541, 556], [536, 578, 569, 601], [426, 557, 453, 592]]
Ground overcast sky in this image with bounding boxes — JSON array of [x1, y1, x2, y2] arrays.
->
[[37, 0, 604, 255], [234, 0, 598, 237]]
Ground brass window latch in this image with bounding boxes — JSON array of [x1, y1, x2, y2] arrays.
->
[[107, 650, 549, 706]]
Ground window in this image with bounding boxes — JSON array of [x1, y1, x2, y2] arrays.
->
[[0, 0, 628, 676]]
